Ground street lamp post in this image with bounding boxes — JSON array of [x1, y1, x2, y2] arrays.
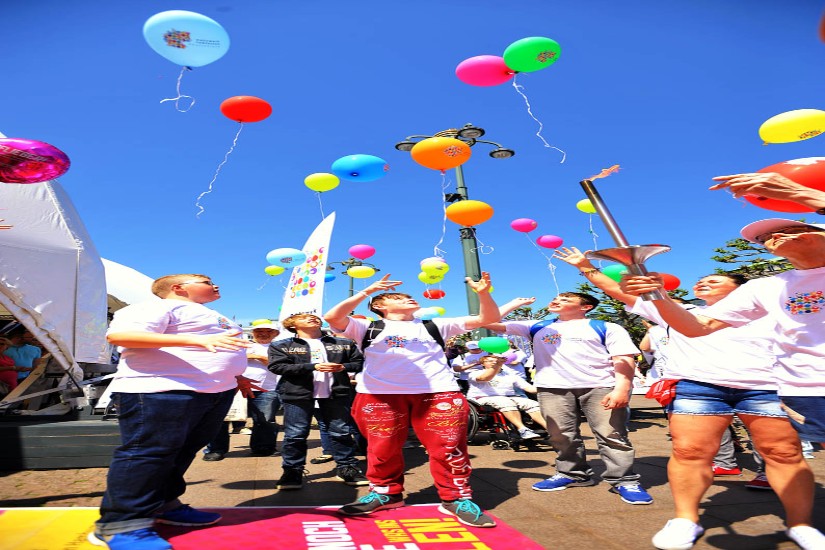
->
[[395, 123, 514, 324], [327, 258, 380, 314]]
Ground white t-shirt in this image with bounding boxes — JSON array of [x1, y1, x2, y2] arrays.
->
[[453, 350, 488, 380], [702, 268, 825, 396], [242, 341, 280, 391], [341, 317, 466, 394], [645, 325, 670, 379], [107, 300, 247, 393], [631, 299, 777, 391], [467, 369, 532, 398], [504, 319, 639, 389], [307, 338, 333, 398]]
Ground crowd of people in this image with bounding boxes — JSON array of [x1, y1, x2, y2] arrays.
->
[[84, 172, 825, 550]]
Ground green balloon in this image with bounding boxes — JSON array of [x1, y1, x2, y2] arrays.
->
[[478, 336, 510, 354], [503, 37, 561, 73], [601, 265, 628, 282]]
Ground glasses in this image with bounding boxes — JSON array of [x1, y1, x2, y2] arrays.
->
[[755, 226, 823, 244], [178, 280, 217, 287]]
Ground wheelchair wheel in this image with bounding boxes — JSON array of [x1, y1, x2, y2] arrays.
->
[[466, 401, 480, 442], [491, 440, 511, 450]]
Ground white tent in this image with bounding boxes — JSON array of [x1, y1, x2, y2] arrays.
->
[[102, 258, 157, 313]]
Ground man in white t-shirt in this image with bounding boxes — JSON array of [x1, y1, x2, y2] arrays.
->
[[91, 274, 252, 550], [450, 340, 487, 393], [466, 355, 546, 440], [487, 292, 654, 506], [325, 272, 500, 528]]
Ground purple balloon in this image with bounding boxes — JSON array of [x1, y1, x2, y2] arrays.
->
[[510, 218, 537, 233], [536, 234, 563, 248], [349, 244, 375, 260], [0, 138, 70, 184]]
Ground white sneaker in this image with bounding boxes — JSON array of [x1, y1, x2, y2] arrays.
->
[[517, 427, 540, 440], [652, 518, 704, 550], [787, 526, 825, 550]]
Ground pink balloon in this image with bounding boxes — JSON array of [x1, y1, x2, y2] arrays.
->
[[348, 244, 375, 260], [0, 138, 70, 184], [510, 218, 538, 233], [455, 55, 515, 87], [537, 235, 563, 248]]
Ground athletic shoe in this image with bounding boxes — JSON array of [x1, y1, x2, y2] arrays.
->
[[438, 499, 496, 528], [711, 465, 742, 476], [238, 427, 253, 435], [276, 468, 305, 490], [154, 504, 221, 526], [338, 492, 405, 516], [517, 427, 541, 440], [610, 483, 654, 505], [336, 466, 369, 486], [652, 518, 704, 550], [202, 452, 225, 462], [803, 451, 816, 459], [531, 474, 596, 492], [310, 454, 334, 464], [88, 528, 171, 550], [786, 526, 825, 550], [744, 473, 772, 491]]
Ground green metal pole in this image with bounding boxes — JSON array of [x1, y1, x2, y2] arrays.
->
[[454, 165, 490, 337]]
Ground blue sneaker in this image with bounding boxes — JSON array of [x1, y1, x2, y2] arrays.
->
[[611, 483, 654, 505], [532, 474, 596, 492], [87, 528, 171, 550], [155, 504, 221, 526]]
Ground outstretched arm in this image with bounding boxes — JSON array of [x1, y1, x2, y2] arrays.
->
[[710, 172, 825, 212], [324, 274, 402, 330], [554, 247, 638, 306], [499, 296, 536, 317], [464, 272, 502, 329]]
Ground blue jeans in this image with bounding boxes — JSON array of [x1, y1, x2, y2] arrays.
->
[[281, 397, 358, 469], [315, 402, 367, 456], [206, 391, 281, 454], [667, 380, 785, 417], [538, 387, 640, 486], [96, 389, 236, 535]]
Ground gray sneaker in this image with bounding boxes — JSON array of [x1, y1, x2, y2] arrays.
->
[[438, 499, 496, 528], [338, 492, 404, 516]]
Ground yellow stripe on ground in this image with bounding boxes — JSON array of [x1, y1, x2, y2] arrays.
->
[[0, 508, 100, 550]]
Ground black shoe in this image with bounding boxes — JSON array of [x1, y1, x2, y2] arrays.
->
[[338, 492, 404, 515], [250, 448, 277, 457], [276, 468, 305, 490], [202, 452, 225, 462], [336, 465, 369, 486]]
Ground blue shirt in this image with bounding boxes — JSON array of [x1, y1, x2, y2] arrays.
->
[[4, 344, 41, 380]]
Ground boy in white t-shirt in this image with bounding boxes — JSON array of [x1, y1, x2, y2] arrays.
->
[[91, 274, 252, 550], [325, 272, 500, 528]]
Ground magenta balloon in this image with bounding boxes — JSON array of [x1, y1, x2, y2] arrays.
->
[[510, 218, 538, 233], [348, 244, 376, 260], [455, 55, 515, 87], [537, 234, 564, 248], [0, 138, 70, 184]]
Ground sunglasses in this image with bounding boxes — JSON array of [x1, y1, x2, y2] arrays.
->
[[178, 280, 217, 287], [754, 226, 822, 244]]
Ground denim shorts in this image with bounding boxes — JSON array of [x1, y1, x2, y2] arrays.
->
[[666, 379, 786, 417], [780, 396, 825, 441]]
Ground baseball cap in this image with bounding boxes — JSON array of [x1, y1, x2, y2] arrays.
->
[[465, 340, 480, 349], [251, 322, 280, 331], [740, 218, 825, 244]]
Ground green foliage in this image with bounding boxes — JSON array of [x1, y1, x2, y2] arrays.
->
[[711, 237, 792, 279]]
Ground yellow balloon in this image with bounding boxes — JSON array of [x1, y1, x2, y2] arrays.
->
[[433, 307, 446, 315], [421, 261, 450, 276], [418, 272, 443, 284], [347, 265, 376, 278], [265, 265, 285, 276], [304, 172, 340, 192], [576, 199, 596, 214], [759, 109, 825, 144]]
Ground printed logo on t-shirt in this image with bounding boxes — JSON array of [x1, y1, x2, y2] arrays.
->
[[785, 291, 825, 315], [217, 316, 232, 329], [384, 335, 409, 348], [541, 333, 561, 345]]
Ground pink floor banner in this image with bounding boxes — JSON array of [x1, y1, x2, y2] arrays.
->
[[0, 505, 543, 549]]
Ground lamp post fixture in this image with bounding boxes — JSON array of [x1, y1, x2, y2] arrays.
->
[[395, 123, 514, 324], [327, 258, 381, 309]]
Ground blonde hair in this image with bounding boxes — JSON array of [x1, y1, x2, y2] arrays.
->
[[151, 274, 209, 298], [281, 313, 321, 333]]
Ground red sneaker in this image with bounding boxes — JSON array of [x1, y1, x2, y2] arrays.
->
[[712, 465, 742, 476], [745, 473, 773, 491]]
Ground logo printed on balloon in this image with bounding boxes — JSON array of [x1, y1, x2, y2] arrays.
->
[[0, 138, 70, 184]]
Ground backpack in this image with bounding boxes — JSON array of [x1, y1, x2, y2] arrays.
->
[[361, 319, 446, 352], [528, 318, 608, 346]]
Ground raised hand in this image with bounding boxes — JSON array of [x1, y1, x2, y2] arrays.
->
[[554, 246, 593, 268], [465, 271, 492, 293], [364, 274, 402, 294]]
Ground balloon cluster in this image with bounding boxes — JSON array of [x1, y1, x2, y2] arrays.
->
[[305, 155, 389, 193], [456, 37, 561, 87], [418, 257, 449, 286], [600, 265, 681, 291], [509, 217, 564, 250]]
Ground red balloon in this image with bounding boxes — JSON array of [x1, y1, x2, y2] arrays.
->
[[746, 157, 825, 213], [423, 289, 445, 300], [660, 273, 681, 291], [220, 96, 272, 123]]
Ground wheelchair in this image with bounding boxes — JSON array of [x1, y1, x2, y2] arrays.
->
[[466, 398, 549, 451]]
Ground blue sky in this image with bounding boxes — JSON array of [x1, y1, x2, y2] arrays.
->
[[2, 0, 824, 324]]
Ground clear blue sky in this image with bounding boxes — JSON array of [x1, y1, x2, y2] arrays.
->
[[3, 0, 824, 324]]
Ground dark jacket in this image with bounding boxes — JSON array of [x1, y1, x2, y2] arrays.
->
[[268, 335, 364, 403]]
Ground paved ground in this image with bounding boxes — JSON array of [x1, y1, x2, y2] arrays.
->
[[1, 396, 824, 549]]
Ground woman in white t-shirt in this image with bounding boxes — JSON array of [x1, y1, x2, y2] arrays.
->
[[557, 248, 815, 550]]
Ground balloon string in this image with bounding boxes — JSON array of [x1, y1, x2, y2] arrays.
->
[[256, 277, 270, 291], [473, 234, 495, 255], [522, 233, 560, 293], [547, 259, 561, 296], [433, 172, 450, 258], [512, 76, 566, 163], [588, 214, 601, 265], [316, 192, 326, 220], [195, 123, 244, 218], [159, 66, 196, 112]]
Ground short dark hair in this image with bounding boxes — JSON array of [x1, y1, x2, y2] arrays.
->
[[698, 273, 748, 286], [558, 291, 599, 310], [368, 293, 412, 317]]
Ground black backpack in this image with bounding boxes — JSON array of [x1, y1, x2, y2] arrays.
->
[[361, 319, 446, 351]]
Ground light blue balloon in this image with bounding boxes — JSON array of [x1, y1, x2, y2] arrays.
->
[[325, 273, 336, 282], [331, 155, 389, 182], [266, 247, 307, 267], [143, 10, 230, 67]]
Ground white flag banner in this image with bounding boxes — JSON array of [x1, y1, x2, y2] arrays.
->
[[279, 212, 335, 321]]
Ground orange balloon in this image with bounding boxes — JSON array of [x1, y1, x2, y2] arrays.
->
[[445, 200, 494, 226], [220, 96, 272, 123], [410, 137, 472, 171]]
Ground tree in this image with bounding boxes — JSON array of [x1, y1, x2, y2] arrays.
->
[[711, 237, 792, 279]]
